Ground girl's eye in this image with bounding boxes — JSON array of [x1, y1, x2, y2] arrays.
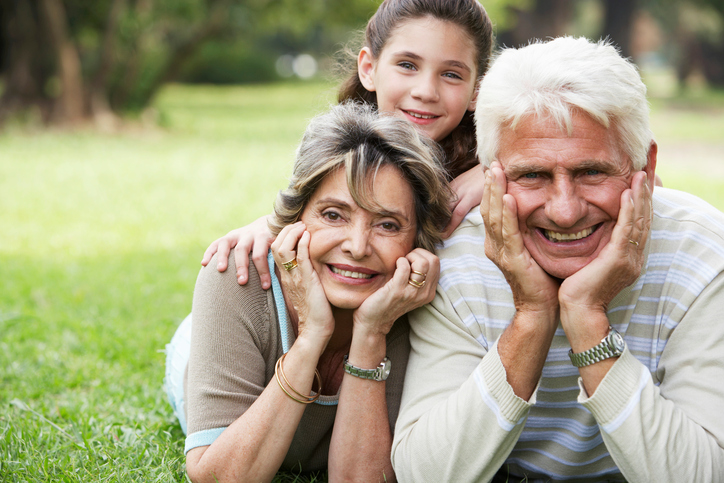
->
[[443, 72, 463, 80], [398, 61, 416, 71]]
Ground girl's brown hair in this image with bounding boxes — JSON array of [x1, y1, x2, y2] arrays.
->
[[337, 0, 493, 179]]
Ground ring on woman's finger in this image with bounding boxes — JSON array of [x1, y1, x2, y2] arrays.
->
[[410, 270, 427, 281], [628, 239, 639, 246], [282, 258, 298, 271], [408, 278, 426, 289]]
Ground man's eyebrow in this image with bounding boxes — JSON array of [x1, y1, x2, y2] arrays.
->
[[391, 51, 472, 74], [504, 162, 547, 178]]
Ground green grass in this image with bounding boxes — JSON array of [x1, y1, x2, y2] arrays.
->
[[0, 81, 336, 482], [1, 81, 723, 482]]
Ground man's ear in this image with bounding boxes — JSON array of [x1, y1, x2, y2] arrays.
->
[[357, 47, 377, 92], [644, 141, 658, 190]]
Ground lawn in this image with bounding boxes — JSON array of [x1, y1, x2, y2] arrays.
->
[[1, 81, 723, 482]]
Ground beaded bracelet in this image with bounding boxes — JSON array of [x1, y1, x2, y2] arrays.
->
[[274, 353, 322, 404]]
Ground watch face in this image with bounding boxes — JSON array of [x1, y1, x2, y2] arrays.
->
[[611, 331, 625, 352], [378, 358, 392, 381]]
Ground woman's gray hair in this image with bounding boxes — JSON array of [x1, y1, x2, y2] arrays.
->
[[476, 36, 654, 170], [269, 102, 454, 252]]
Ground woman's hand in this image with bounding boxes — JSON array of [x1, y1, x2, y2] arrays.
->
[[352, 248, 440, 336], [443, 164, 485, 238], [200, 215, 275, 289], [272, 222, 335, 349]]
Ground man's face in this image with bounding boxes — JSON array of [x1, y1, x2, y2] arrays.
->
[[498, 112, 648, 279]]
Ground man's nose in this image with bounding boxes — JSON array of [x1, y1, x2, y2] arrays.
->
[[545, 179, 587, 228]]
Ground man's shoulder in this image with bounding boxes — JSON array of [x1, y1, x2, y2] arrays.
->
[[437, 206, 486, 257], [653, 187, 724, 237]]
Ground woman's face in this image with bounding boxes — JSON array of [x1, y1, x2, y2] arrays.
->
[[300, 165, 417, 309]]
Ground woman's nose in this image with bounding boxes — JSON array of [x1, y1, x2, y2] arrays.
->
[[341, 223, 373, 259]]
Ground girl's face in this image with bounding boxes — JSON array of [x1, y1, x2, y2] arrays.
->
[[358, 17, 479, 143]]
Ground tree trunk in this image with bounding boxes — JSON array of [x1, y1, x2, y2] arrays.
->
[[39, 0, 86, 124], [0, 0, 48, 122], [500, 0, 574, 47], [602, 0, 638, 59]]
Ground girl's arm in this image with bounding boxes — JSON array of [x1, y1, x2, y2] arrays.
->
[[328, 249, 440, 483], [200, 214, 275, 289], [443, 164, 485, 238]]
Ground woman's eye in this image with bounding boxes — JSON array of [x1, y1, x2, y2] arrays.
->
[[380, 222, 400, 232], [322, 211, 341, 221]]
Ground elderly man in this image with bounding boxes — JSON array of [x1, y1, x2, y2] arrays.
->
[[392, 37, 724, 482]]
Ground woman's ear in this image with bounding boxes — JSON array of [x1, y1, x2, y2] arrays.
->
[[358, 47, 377, 92]]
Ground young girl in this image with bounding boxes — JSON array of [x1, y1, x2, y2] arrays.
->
[[202, 0, 494, 289]]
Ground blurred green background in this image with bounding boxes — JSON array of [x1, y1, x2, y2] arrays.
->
[[2, 0, 724, 481]]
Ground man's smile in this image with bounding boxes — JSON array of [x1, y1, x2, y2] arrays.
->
[[541, 224, 600, 243]]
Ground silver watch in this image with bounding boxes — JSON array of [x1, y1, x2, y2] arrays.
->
[[343, 355, 391, 381], [569, 327, 625, 368]]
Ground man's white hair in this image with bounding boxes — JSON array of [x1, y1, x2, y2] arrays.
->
[[475, 36, 653, 170]]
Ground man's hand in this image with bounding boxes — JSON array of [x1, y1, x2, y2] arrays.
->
[[559, 171, 652, 394], [481, 162, 560, 313], [481, 162, 560, 400]]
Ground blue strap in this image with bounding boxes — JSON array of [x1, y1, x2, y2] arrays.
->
[[268, 251, 292, 353]]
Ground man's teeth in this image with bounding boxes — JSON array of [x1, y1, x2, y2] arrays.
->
[[330, 266, 372, 279], [544, 227, 594, 242], [407, 111, 435, 119]]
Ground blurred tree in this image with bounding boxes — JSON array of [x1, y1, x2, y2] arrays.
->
[[0, 0, 376, 127], [644, 0, 724, 88]]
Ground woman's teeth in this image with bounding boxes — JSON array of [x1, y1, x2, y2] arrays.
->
[[330, 266, 372, 279]]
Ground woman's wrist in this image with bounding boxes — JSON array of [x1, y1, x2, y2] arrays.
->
[[347, 326, 388, 368]]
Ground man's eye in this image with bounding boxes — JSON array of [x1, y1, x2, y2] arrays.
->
[[585, 169, 601, 176], [524, 173, 539, 179]]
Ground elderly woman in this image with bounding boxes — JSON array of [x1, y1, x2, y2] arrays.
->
[[165, 102, 453, 482]]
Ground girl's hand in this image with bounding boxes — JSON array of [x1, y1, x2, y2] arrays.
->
[[443, 164, 485, 238], [272, 222, 335, 348], [353, 248, 440, 336], [200, 215, 275, 289]]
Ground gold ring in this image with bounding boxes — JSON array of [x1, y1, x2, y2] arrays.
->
[[628, 239, 639, 246], [410, 270, 427, 281], [408, 278, 426, 289], [282, 258, 298, 271]]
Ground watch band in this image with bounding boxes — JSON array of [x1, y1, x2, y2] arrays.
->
[[343, 355, 391, 381], [569, 327, 625, 368]]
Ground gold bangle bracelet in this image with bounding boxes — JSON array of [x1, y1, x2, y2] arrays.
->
[[274, 353, 322, 404]]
